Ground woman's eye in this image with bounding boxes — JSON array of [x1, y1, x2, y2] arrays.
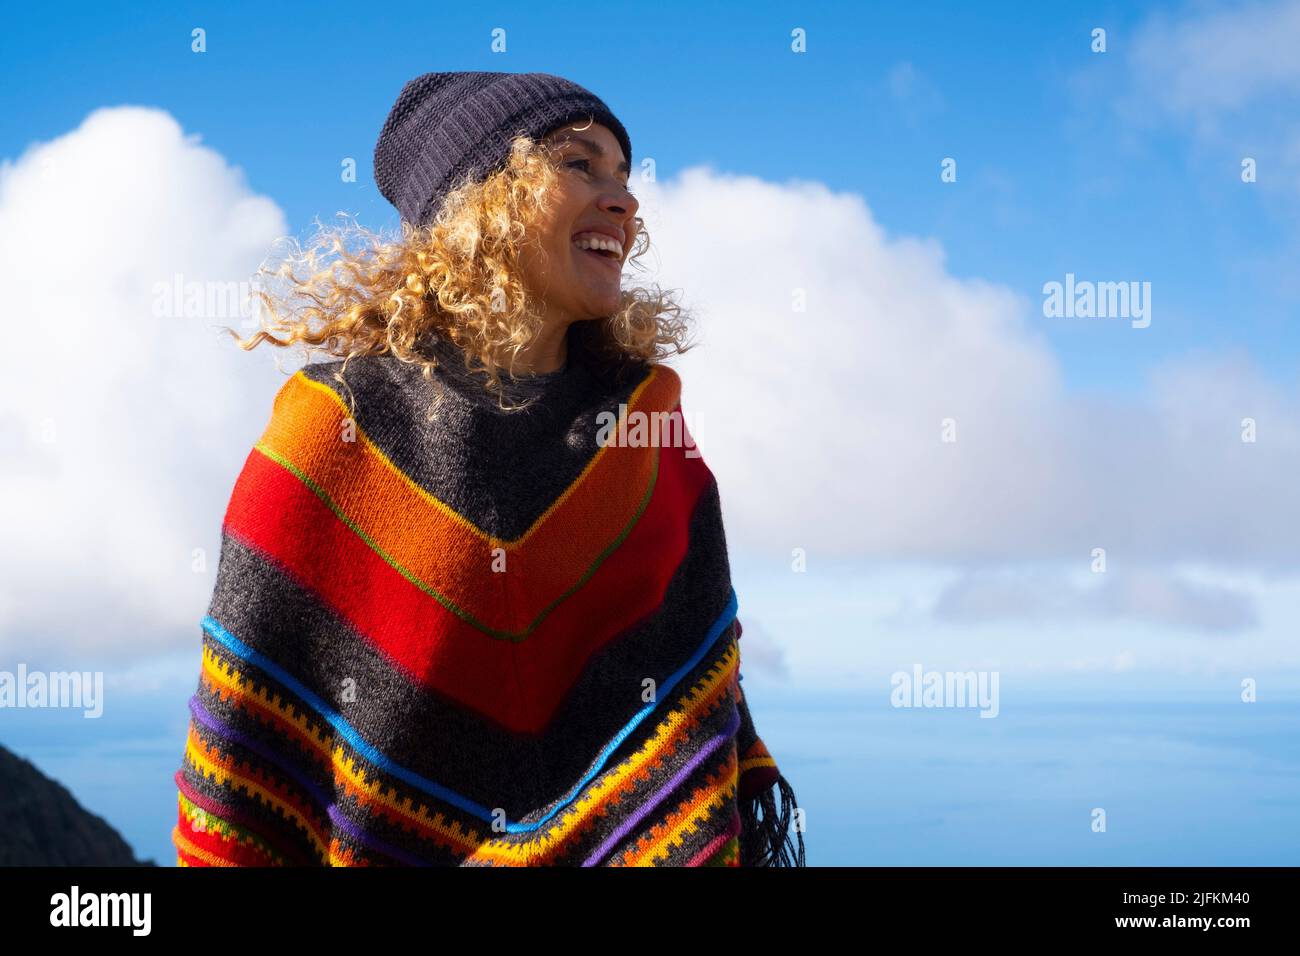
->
[[566, 159, 634, 195]]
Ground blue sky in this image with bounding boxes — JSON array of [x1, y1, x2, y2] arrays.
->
[[2, 0, 1299, 866], [4, 0, 1294, 389]]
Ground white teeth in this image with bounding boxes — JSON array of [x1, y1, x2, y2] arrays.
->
[[572, 234, 621, 257]]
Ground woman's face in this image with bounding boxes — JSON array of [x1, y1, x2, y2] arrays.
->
[[519, 121, 639, 325]]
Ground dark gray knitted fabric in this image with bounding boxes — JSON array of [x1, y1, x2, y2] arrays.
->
[[419, 331, 575, 413]]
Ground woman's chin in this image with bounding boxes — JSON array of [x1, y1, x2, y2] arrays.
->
[[571, 282, 623, 317]]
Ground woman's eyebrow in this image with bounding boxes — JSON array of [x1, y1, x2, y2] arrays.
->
[[561, 135, 631, 176]]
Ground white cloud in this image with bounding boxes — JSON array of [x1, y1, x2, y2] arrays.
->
[[931, 565, 1259, 633], [730, 561, 1300, 688], [1114, 0, 1300, 210], [3, 104, 1296, 674], [632, 168, 1300, 575], [1127, 0, 1300, 125], [0, 106, 291, 661]]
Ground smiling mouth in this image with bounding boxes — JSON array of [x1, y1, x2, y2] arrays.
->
[[575, 245, 622, 271]]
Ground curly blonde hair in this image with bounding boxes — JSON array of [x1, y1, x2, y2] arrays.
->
[[226, 133, 695, 417]]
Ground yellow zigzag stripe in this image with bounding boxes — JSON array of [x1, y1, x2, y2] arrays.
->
[[198, 629, 741, 866], [466, 638, 742, 866], [327, 741, 487, 857], [202, 642, 492, 859], [182, 726, 329, 862], [201, 643, 333, 764], [618, 755, 738, 867]]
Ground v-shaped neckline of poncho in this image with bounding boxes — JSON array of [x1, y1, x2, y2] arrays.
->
[[291, 333, 660, 543]]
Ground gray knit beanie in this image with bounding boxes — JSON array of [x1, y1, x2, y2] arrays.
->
[[373, 71, 633, 229]]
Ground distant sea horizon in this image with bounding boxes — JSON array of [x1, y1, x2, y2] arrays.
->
[[3, 665, 1297, 867]]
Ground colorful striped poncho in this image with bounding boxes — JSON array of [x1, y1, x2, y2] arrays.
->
[[171, 333, 805, 867]]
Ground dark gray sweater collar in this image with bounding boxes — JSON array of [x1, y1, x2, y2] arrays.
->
[[415, 330, 597, 417]]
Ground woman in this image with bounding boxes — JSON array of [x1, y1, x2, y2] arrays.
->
[[171, 71, 805, 867]]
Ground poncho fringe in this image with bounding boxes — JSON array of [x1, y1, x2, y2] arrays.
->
[[740, 774, 807, 867]]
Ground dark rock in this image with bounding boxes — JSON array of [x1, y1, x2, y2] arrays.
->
[[0, 743, 156, 866]]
